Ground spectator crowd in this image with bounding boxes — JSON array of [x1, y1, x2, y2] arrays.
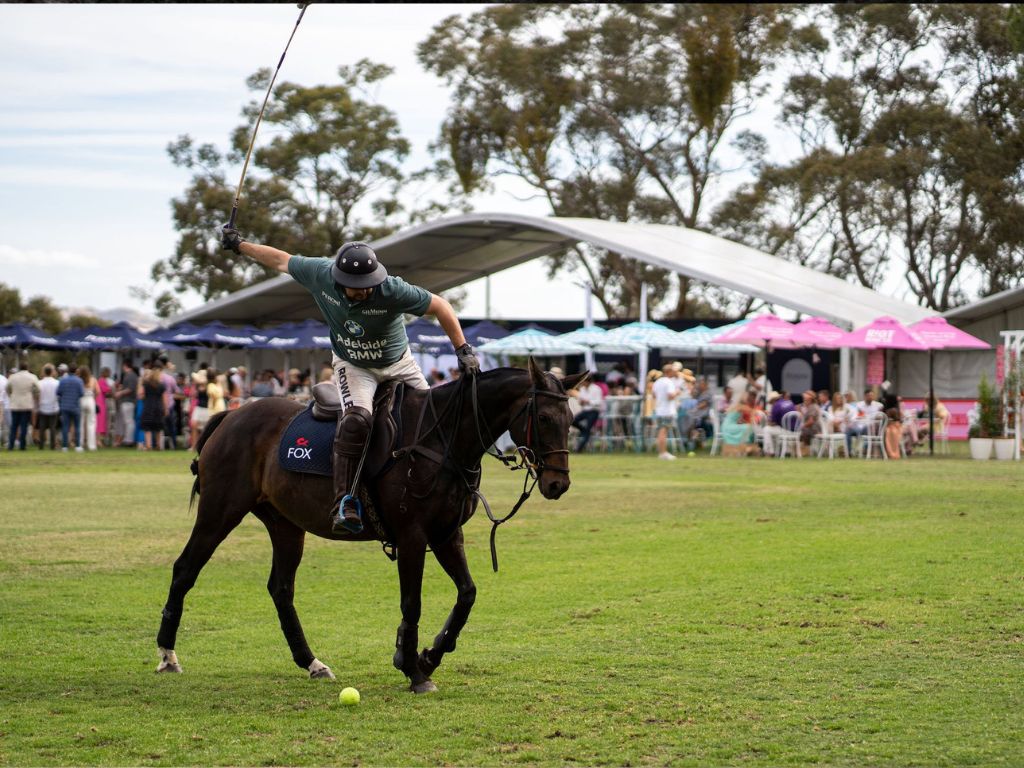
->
[[1, 355, 952, 461], [0, 355, 335, 453]]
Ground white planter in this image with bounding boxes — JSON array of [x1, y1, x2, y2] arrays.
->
[[993, 438, 1016, 460], [969, 438, 993, 460]]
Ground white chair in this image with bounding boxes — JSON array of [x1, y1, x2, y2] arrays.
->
[[860, 413, 888, 459], [708, 407, 723, 456], [751, 410, 767, 455], [777, 411, 803, 459], [932, 414, 950, 454], [814, 413, 848, 459]]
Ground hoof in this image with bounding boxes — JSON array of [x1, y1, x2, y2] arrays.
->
[[156, 647, 182, 674], [308, 659, 335, 680], [410, 680, 438, 694]]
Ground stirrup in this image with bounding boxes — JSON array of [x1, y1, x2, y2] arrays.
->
[[332, 494, 363, 534]]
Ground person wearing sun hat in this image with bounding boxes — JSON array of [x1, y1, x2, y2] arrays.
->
[[221, 228, 480, 536]]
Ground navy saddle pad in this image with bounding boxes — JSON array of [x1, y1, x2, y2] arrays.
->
[[279, 404, 336, 477], [278, 381, 405, 478]]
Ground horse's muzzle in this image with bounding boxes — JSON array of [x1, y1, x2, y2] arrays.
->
[[540, 472, 570, 500]]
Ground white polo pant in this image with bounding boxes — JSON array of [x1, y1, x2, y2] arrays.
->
[[332, 347, 429, 413]]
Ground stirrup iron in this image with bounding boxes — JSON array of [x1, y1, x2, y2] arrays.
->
[[335, 494, 363, 534]]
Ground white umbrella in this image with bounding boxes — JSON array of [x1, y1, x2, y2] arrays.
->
[[558, 326, 644, 354], [601, 321, 690, 350], [667, 324, 759, 356], [478, 328, 589, 356]]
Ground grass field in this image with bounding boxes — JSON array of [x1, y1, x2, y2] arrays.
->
[[1, 448, 1023, 766]]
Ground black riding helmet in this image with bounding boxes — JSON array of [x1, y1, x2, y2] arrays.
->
[[331, 242, 388, 289]]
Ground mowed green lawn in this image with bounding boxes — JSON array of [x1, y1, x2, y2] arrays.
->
[[1, 448, 1022, 767]]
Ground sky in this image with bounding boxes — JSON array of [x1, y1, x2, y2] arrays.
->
[[1, 4, 885, 327], [0, 3, 595, 324]]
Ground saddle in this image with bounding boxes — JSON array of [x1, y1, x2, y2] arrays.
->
[[278, 380, 405, 479]]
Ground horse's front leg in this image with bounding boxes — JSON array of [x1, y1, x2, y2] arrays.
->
[[393, 535, 435, 693], [418, 528, 475, 679]]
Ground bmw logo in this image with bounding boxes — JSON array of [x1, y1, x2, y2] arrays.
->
[[344, 320, 365, 337]]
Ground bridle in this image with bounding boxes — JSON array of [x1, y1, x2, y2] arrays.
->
[[473, 375, 570, 477], [393, 372, 572, 572], [470, 374, 570, 571]]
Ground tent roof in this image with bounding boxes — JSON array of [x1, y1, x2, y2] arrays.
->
[[170, 213, 931, 327], [942, 285, 1024, 324]]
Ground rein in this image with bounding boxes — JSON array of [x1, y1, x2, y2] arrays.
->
[[470, 374, 569, 572], [393, 371, 570, 572]]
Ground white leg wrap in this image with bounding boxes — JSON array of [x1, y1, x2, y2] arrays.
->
[[308, 658, 335, 679], [156, 647, 182, 673]]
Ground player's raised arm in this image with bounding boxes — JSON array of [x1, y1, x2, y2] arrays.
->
[[221, 227, 291, 273]]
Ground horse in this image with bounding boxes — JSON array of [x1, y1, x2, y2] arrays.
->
[[155, 358, 587, 693]]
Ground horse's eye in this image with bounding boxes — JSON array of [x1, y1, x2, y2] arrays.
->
[[539, 413, 553, 424]]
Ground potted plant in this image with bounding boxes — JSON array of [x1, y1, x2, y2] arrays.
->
[[968, 373, 1001, 460], [994, 364, 1021, 460]]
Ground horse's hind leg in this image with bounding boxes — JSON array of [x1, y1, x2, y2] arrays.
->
[[417, 529, 476, 680], [254, 507, 334, 680], [155, 500, 248, 673]]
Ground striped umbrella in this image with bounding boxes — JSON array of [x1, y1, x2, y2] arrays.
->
[[478, 328, 588, 356], [669, 324, 759, 355], [558, 326, 644, 354], [601, 321, 690, 350]]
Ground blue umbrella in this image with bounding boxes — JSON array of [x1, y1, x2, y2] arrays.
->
[[58, 321, 165, 351], [0, 322, 68, 350], [151, 322, 205, 346], [405, 318, 455, 355], [250, 321, 331, 350], [53, 326, 102, 351], [463, 320, 511, 347], [190, 321, 255, 348]]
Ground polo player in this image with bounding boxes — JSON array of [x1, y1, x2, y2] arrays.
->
[[221, 227, 480, 534]]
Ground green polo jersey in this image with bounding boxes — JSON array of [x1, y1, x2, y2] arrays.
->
[[288, 255, 432, 367]]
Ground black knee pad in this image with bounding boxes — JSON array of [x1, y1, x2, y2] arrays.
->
[[336, 407, 372, 455]]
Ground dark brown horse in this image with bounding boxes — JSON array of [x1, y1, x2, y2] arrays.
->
[[156, 358, 586, 692]]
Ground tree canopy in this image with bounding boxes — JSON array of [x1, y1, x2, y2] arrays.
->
[[713, 4, 1024, 312], [418, 3, 794, 319], [156, 4, 1024, 322], [149, 62, 465, 319]]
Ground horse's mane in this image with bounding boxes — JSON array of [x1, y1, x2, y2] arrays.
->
[[427, 366, 565, 397]]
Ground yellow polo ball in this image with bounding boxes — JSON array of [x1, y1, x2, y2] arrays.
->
[[339, 687, 360, 706]]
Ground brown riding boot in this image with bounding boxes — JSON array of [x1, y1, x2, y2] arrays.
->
[[329, 407, 372, 534]]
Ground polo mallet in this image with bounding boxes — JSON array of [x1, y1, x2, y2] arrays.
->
[[226, 3, 310, 230]]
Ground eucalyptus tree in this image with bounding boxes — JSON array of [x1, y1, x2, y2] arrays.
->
[[419, 3, 792, 318], [151, 61, 462, 318], [714, 4, 1024, 311]]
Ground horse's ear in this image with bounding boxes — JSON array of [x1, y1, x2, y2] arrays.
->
[[527, 356, 546, 387], [562, 370, 590, 391]]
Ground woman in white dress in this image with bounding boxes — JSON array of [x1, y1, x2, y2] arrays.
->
[[78, 365, 101, 451]]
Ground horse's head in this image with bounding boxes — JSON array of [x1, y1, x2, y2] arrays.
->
[[507, 358, 589, 500]]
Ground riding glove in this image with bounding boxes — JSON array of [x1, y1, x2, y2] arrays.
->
[[456, 343, 481, 377], [221, 226, 246, 255]]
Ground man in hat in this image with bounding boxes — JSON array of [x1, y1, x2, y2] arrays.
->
[[222, 226, 480, 535]]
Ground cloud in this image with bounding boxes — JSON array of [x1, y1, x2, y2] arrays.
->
[[0, 244, 98, 269]]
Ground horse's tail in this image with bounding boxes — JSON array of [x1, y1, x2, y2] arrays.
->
[[189, 410, 232, 512]]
